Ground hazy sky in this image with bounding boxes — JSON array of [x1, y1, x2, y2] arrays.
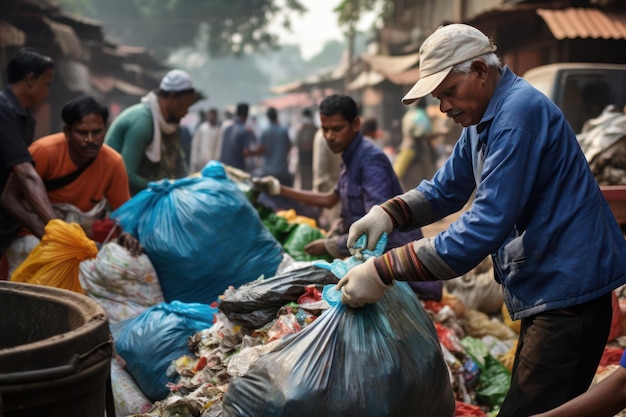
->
[[272, 0, 377, 59]]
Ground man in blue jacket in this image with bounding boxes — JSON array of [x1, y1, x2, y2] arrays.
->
[[337, 24, 626, 416]]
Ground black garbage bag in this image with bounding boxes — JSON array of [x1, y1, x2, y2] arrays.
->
[[218, 264, 338, 329], [221, 281, 456, 417]]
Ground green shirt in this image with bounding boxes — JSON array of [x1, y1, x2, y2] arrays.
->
[[105, 103, 187, 195]]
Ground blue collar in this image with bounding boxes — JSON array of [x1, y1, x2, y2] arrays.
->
[[477, 65, 517, 135]]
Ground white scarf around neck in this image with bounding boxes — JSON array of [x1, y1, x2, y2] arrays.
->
[[141, 91, 179, 163]]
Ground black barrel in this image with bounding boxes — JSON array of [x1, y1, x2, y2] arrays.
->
[[0, 281, 113, 417]]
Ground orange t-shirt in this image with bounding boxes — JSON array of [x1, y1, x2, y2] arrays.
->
[[29, 133, 130, 212]]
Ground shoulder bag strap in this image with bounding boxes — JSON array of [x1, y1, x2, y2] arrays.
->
[[43, 158, 96, 192]]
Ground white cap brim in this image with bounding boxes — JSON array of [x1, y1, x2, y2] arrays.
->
[[401, 66, 453, 105]]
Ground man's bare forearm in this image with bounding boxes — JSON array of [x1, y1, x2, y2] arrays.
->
[[1, 163, 57, 238]]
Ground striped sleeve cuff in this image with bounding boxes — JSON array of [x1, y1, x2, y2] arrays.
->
[[373, 243, 438, 285], [380, 196, 414, 229]]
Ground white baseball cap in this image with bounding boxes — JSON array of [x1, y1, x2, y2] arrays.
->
[[159, 69, 194, 92], [402, 24, 497, 105]]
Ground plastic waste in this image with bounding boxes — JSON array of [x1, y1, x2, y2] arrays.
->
[[219, 264, 338, 329], [222, 232, 455, 417], [110, 161, 284, 304], [112, 301, 218, 402], [11, 219, 97, 293]]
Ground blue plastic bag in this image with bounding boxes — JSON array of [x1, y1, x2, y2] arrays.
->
[[111, 162, 284, 304], [112, 301, 218, 402], [313, 232, 387, 278]]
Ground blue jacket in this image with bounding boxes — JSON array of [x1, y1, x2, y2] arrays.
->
[[407, 66, 626, 320]]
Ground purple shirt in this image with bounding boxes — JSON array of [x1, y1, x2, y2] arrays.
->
[[333, 133, 423, 256]]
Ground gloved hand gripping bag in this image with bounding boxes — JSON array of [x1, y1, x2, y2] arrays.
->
[[221, 281, 456, 417], [111, 162, 284, 304]]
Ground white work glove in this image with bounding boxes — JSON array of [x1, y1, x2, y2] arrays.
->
[[251, 176, 281, 195], [335, 258, 391, 308], [347, 205, 393, 253]]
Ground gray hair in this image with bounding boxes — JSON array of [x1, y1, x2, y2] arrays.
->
[[452, 53, 501, 74]]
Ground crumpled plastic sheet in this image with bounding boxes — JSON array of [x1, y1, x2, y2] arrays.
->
[[218, 264, 337, 329]]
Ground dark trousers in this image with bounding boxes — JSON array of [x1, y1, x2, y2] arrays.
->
[[497, 292, 612, 417]]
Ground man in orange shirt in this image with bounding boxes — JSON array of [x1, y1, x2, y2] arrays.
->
[[5, 95, 141, 275]]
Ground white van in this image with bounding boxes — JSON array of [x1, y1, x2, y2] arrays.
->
[[523, 63, 626, 133]]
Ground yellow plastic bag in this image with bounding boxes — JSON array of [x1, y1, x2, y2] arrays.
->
[[499, 339, 518, 372], [393, 148, 416, 178], [11, 219, 98, 294], [276, 209, 318, 228]]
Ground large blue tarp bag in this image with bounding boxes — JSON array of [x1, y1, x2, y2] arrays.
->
[[222, 280, 456, 416], [110, 161, 284, 304], [112, 300, 218, 402]]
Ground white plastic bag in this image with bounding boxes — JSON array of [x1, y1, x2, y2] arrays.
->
[[79, 242, 164, 323]]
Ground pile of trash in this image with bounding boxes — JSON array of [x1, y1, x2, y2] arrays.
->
[[119, 260, 512, 417], [115, 254, 626, 417], [115, 235, 459, 417], [7, 160, 626, 417], [577, 105, 626, 185]]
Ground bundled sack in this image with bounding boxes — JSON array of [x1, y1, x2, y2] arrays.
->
[[222, 281, 456, 417], [79, 241, 164, 323], [110, 161, 284, 304], [112, 301, 218, 402], [445, 257, 503, 315], [219, 264, 338, 329], [11, 219, 97, 294]]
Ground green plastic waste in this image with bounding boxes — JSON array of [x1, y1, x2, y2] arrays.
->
[[461, 336, 511, 409], [283, 223, 332, 262]]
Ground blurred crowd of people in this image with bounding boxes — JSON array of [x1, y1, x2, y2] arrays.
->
[[0, 46, 452, 279]]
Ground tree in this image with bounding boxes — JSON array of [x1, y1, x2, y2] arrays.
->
[[333, 0, 391, 83], [55, 0, 307, 59], [334, 0, 392, 30]]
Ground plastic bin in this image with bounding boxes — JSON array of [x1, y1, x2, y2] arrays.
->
[[0, 281, 113, 417]]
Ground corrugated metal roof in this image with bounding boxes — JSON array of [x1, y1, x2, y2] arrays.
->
[[387, 67, 421, 86], [269, 81, 304, 95], [346, 71, 385, 90], [345, 52, 420, 90], [537, 8, 626, 40], [360, 52, 420, 76], [41, 16, 83, 59], [90, 74, 147, 96], [0, 21, 25, 47]]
